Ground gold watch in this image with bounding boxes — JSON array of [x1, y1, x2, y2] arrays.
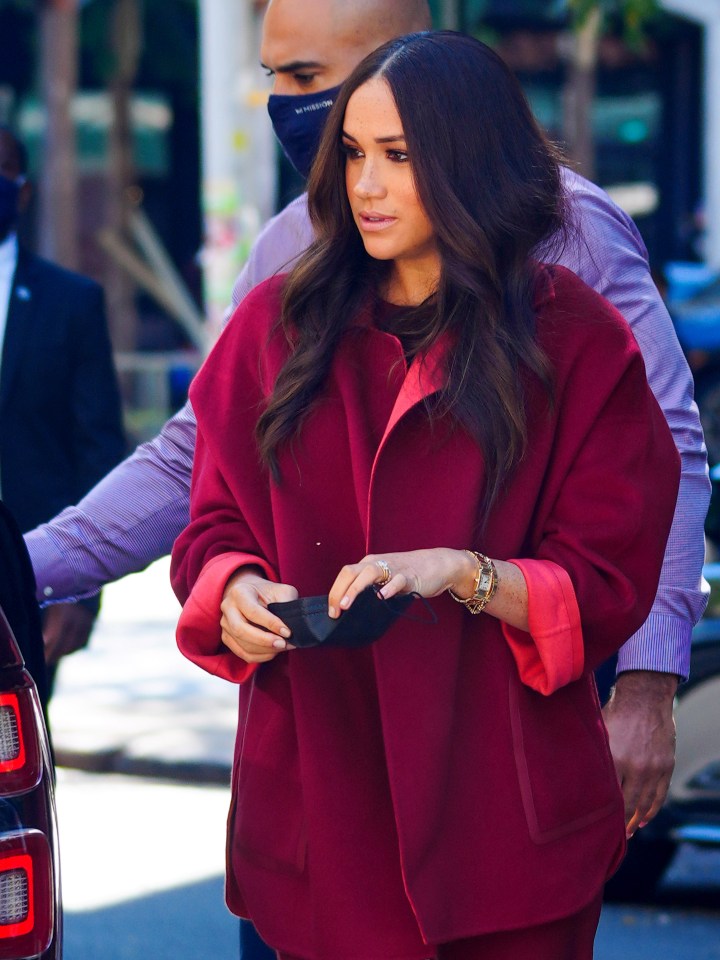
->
[[448, 550, 498, 615]]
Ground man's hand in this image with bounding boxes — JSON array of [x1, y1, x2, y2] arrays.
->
[[602, 670, 678, 838], [43, 602, 97, 665]]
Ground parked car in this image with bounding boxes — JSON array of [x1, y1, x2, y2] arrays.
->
[[0, 502, 61, 958], [605, 560, 720, 903]]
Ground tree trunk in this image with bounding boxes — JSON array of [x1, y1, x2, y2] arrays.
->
[[104, 0, 141, 352], [37, 0, 79, 270], [562, 6, 602, 181]]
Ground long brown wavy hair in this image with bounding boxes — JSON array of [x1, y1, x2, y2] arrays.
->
[[256, 31, 567, 511]]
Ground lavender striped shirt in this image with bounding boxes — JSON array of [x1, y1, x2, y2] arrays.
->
[[25, 168, 709, 677]]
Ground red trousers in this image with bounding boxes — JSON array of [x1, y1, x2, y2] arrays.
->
[[277, 892, 603, 960]]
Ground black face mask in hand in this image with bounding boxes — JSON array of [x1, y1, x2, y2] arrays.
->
[[267, 585, 422, 649]]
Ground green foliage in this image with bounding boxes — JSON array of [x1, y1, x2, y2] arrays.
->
[[0, 0, 199, 107], [472, 23, 500, 48], [568, 0, 660, 48], [80, 0, 198, 105]]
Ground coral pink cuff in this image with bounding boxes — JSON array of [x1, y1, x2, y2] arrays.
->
[[501, 559, 583, 695], [176, 551, 275, 684]]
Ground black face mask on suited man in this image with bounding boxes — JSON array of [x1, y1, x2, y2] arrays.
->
[[0, 174, 22, 240]]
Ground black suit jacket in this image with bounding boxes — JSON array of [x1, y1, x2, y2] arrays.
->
[[0, 249, 125, 534], [0, 500, 48, 709]]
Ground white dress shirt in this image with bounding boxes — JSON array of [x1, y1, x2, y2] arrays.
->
[[0, 232, 18, 360]]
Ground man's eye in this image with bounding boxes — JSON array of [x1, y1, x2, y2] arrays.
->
[[294, 73, 316, 86], [262, 68, 274, 78]]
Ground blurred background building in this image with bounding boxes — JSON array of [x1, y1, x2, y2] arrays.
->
[[0, 0, 716, 445]]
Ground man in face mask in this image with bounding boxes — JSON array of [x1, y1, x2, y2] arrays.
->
[[262, 0, 430, 179], [24, 0, 708, 945], [0, 126, 125, 704], [0, 146, 29, 241]]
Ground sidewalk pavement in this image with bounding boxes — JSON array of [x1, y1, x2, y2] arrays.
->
[[48, 558, 238, 784]]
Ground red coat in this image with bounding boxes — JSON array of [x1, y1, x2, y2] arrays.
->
[[171, 266, 680, 958]]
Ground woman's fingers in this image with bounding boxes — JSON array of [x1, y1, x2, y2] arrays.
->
[[220, 627, 279, 664], [327, 560, 382, 617], [377, 571, 409, 600], [220, 577, 299, 662], [223, 577, 295, 634], [327, 558, 411, 617], [327, 549, 467, 616], [221, 609, 285, 646], [219, 617, 283, 662], [222, 593, 290, 641]]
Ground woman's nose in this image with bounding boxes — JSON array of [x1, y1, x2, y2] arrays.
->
[[353, 161, 386, 200]]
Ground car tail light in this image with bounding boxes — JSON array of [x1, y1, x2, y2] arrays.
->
[[0, 831, 53, 959], [0, 689, 42, 797]]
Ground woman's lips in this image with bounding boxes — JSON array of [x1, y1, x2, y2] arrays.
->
[[358, 211, 397, 232]]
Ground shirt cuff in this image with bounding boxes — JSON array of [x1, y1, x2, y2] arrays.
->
[[24, 528, 86, 606], [176, 552, 275, 684], [501, 559, 584, 695], [616, 612, 691, 681]]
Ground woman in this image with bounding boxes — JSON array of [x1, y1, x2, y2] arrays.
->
[[171, 32, 679, 960]]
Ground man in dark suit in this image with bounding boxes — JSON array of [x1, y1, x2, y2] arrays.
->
[[0, 126, 125, 693]]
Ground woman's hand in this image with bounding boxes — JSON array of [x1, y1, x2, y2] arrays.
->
[[327, 548, 475, 618], [327, 549, 529, 631], [220, 569, 298, 663]]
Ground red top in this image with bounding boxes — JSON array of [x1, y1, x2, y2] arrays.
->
[[172, 266, 680, 959]]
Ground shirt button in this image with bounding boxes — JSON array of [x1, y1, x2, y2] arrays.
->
[[43, 586, 54, 597]]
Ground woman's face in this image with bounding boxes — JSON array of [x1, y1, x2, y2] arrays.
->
[[343, 77, 439, 298]]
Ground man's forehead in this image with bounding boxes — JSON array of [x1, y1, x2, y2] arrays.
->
[[260, 0, 369, 70], [262, 0, 431, 63], [260, 22, 337, 72]]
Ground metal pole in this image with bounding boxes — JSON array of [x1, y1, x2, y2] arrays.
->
[[199, 0, 275, 339], [701, 18, 720, 269], [439, 0, 461, 31], [37, 0, 79, 270]]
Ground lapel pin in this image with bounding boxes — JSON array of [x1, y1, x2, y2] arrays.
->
[[15, 286, 31, 301]]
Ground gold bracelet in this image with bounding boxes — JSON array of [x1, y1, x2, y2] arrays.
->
[[448, 550, 498, 615]]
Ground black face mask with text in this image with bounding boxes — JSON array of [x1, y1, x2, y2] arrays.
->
[[267, 84, 342, 180], [0, 175, 21, 239]]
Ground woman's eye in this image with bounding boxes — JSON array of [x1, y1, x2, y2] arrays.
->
[[342, 144, 363, 160], [387, 150, 409, 163]]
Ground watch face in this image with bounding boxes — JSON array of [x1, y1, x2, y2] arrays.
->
[[478, 571, 492, 593]]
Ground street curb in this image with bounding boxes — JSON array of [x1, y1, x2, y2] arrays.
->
[[55, 747, 232, 786]]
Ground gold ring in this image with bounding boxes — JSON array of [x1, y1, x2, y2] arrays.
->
[[376, 559, 392, 586]]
